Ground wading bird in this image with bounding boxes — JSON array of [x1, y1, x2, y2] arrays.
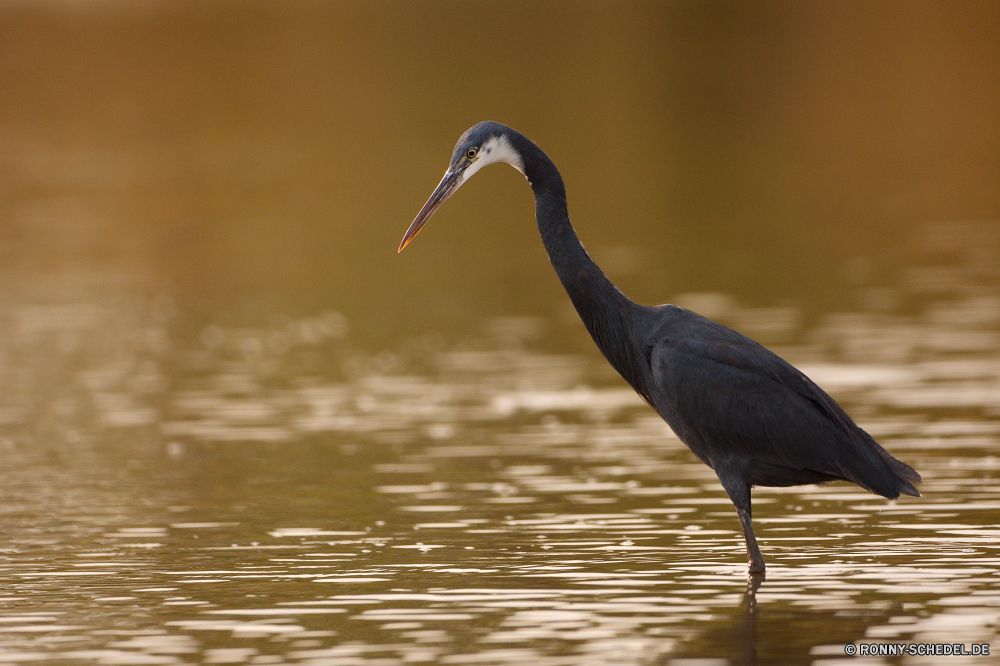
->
[[399, 122, 920, 574]]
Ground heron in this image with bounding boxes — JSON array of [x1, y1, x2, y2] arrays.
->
[[399, 121, 920, 574]]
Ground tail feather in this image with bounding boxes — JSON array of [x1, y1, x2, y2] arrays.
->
[[832, 425, 921, 499], [888, 455, 922, 497], [863, 432, 922, 499]]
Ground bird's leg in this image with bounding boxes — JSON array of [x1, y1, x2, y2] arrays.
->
[[736, 505, 766, 575], [719, 475, 766, 575]]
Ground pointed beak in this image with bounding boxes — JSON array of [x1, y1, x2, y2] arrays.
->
[[398, 166, 465, 252]]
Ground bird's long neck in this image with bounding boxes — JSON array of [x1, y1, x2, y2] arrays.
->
[[507, 131, 647, 396]]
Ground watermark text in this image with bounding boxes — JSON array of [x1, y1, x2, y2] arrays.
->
[[844, 643, 989, 657]]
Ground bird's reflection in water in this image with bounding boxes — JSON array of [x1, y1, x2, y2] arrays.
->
[[653, 574, 763, 665], [737, 575, 764, 666]]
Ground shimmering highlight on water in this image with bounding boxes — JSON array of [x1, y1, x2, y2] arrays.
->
[[0, 225, 999, 663], [1, 1, 997, 662]]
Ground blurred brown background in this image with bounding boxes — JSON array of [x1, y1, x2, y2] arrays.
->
[[1, 0, 997, 348]]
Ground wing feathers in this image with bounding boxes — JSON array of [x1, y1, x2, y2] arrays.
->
[[647, 307, 921, 498]]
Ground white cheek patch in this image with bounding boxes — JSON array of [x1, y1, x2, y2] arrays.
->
[[459, 134, 525, 185]]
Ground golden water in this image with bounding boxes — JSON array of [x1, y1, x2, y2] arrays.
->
[[0, 2, 997, 664]]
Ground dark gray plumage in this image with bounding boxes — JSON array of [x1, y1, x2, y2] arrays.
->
[[400, 121, 921, 574]]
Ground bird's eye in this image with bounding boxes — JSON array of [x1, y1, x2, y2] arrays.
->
[[466, 148, 478, 159]]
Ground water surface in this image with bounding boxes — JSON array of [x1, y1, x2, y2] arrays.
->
[[1, 222, 998, 664], [1, 3, 998, 664]]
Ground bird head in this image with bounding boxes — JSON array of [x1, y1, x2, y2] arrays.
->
[[399, 121, 524, 252]]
